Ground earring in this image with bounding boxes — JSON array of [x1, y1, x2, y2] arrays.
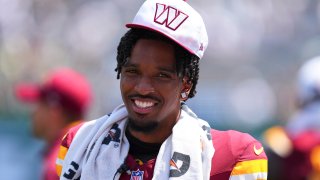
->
[[181, 92, 188, 99]]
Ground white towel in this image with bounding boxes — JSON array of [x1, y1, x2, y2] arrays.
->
[[60, 104, 214, 180]]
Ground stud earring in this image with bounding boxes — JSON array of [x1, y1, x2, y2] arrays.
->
[[181, 92, 188, 99]]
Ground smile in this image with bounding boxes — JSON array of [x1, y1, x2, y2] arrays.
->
[[131, 99, 158, 114], [135, 100, 155, 108]]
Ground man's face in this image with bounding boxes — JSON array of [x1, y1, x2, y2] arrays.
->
[[120, 39, 185, 132], [31, 101, 51, 139]]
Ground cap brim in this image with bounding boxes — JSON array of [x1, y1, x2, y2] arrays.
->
[[126, 23, 195, 56], [15, 83, 41, 103]]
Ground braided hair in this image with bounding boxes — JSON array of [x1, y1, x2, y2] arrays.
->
[[115, 28, 200, 99]]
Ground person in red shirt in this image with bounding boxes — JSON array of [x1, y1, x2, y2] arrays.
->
[[264, 56, 320, 180], [15, 68, 92, 180], [56, 0, 267, 179]]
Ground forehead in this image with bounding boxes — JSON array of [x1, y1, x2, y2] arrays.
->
[[128, 39, 176, 69]]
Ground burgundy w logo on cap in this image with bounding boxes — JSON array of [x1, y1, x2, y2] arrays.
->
[[154, 3, 189, 31]]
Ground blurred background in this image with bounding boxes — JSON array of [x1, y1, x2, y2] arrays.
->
[[0, 0, 320, 179]]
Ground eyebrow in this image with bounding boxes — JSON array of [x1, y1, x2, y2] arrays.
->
[[122, 63, 136, 67], [123, 59, 177, 73], [158, 67, 176, 74]]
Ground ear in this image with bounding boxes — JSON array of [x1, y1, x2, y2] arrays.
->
[[180, 77, 192, 101]]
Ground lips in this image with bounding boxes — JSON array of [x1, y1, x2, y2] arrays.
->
[[131, 98, 159, 114], [135, 100, 154, 108]]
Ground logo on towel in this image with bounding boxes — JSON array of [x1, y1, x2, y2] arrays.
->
[[154, 3, 189, 31], [169, 152, 190, 177], [199, 43, 204, 51], [63, 161, 80, 179], [130, 169, 144, 180], [102, 123, 121, 148], [202, 125, 212, 140]]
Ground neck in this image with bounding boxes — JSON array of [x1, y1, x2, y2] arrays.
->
[[128, 128, 171, 144], [126, 129, 161, 162]]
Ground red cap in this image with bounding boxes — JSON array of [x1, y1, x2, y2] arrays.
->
[[15, 68, 92, 115]]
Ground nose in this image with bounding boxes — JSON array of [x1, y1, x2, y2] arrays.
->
[[134, 76, 155, 95]]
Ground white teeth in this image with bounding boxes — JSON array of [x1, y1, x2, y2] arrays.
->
[[135, 100, 154, 108]]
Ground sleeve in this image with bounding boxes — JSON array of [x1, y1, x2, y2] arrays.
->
[[55, 123, 84, 177], [210, 129, 268, 180], [229, 133, 268, 180]]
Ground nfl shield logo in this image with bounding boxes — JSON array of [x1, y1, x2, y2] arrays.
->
[[130, 169, 144, 180]]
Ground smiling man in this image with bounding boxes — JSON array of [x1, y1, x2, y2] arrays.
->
[[119, 35, 190, 143], [56, 0, 267, 179]]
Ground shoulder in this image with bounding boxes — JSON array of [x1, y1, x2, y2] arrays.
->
[[56, 120, 92, 176], [210, 129, 267, 179], [211, 129, 259, 150], [61, 122, 86, 149], [211, 129, 266, 161]]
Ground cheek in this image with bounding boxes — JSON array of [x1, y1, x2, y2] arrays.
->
[[32, 110, 43, 129], [169, 90, 182, 103], [33, 106, 48, 123], [120, 77, 136, 102], [32, 107, 40, 119], [120, 77, 131, 94], [160, 83, 182, 102]]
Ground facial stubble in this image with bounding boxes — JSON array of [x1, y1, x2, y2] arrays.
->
[[127, 117, 158, 133]]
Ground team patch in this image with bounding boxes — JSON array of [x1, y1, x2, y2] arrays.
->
[[130, 169, 144, 180]]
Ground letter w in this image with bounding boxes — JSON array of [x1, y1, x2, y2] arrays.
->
[[154, 3, 189, 31]]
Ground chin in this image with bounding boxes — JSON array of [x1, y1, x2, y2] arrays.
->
[[127, 118, 158, 133]]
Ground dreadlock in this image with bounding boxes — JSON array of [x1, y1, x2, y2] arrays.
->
[[115, 28, 200, 99]]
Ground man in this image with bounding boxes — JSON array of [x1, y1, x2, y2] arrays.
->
[[264, 56, 320, 180], [56, 0, 267, 179], [15, 68, 92, 180]]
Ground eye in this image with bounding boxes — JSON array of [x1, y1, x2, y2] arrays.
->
[[123, 67, 139, 75], [126, 69, 137, 74], [158, 72, 171, 79]]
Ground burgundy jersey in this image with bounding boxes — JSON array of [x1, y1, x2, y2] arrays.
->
[[265, 126, 320, 179], [43, 121, 82, 180], [57, 123, 267, 180]]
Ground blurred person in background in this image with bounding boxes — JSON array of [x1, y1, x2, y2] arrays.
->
[[264, 56, 320, 180], [15, 68, 92, 180], [56, 0, 267, 179]]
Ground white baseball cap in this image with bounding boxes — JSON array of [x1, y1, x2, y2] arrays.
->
[[126, 0, 208, 59], [297, 56, 320, 104]]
